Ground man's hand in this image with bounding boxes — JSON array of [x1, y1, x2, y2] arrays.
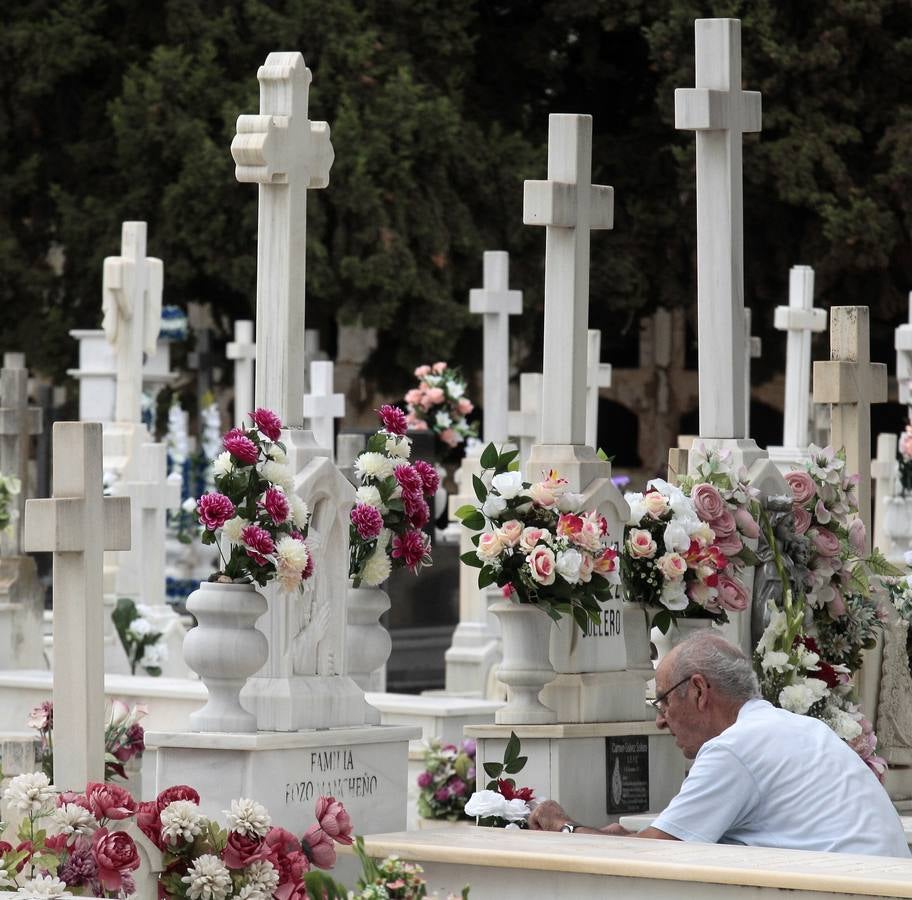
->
[[528, 799, 571, 832], [600, 823, 632, 836]]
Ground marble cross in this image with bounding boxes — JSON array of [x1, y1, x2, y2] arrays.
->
[[23, 422, 131, 789], [524, 114, 613, 445], [586, 329, 612, 450], [0, 360, 42, 556], [302, 360, 344, 458], [675, 18, 761, 439], [895, 292, 912, 408], [469, 251, 523, 445], [507, 372, 543, 470], [226, 319, 256, 427], [743, 309, 761, 435], [813, 307, 887, 551], [774, 265, 827, 447], [102, 222, 163, 424], [231, 52, 334, 425]]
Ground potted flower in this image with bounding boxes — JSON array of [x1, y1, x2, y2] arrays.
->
[[186, 408, 314, 732]]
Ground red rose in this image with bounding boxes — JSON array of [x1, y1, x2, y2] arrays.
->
[[302, 824, 336, 869], [497, 779, 534, 802], [223, 831, 270, 869], [136, 800, 162, 849], [91, 828, 140, 892], [156, 785, 200, 811], [113, 723, 145, 762], [85, 782, 136, 821], [314, 796, 353, 845]]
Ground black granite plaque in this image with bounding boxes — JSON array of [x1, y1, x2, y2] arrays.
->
[[605, 736, 650, 814]]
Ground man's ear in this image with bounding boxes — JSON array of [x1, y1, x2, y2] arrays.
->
[[691, 673, 711, 708]]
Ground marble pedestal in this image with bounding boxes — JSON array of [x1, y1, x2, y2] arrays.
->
[[144, 725, 419, 835], [466, 722, 685, 828]]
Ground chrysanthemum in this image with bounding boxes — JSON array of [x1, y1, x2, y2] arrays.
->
[[160, 799, 205, 844], [4, 771, 55, 815], [221, 516, 248, 544], [355, 452, 394, 482], [16, 875, 73, 898], [361, 550, 392, 586], [224, 797, 271, 838], [180, 853, 232, 900]]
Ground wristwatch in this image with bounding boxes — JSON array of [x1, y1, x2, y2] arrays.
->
[[560, 822, 577, 833]]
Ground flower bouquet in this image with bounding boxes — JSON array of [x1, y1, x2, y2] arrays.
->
[[464, 732, 535, 829], [191, 408, 314, 592], [404, 362, 477, 448], [112, 598, 168, 676], [416, 739, 476, 822], [457, 444, 620, 630], [349, 406, 437, 587]]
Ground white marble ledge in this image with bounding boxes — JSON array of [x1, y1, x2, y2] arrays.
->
[[144, 724, 421, 751], [464, 720, 661, 739], [357, 829, 912, 898], [366, 692, 503, 717], [0, 669, 206, 700]]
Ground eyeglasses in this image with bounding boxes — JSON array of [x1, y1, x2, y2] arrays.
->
[[650, 675, 693, 713]]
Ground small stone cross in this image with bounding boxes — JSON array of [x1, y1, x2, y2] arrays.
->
[[232, 52, 334, 425], [302, 361, 344, 458], [675, 18, 762, 439], [508, 372, 543, 470], [0, 359, 42, 556], [774, 265, 827, 447], [895, 292, 912, 408], [102, 222, 163, 424], [469, 251, 523, 445], [23, 422, 131, 789], [813, 307, 887, 551], [524, 114, 613, 445], [586, 329, 612, 450], [226, 320, 256, 427]]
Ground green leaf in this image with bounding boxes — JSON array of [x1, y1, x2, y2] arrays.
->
[[483, 762, 503, 778], [472, 474, 488, 503], [462, 510, 486, 531], [504, 731, 521, 763], [460, 551, 483, 568], [478, 567, 496, 589], [504, 756, 527, 774], [480, 443, 499, 470], [455, 504, 479, 520], [499, 449, 519, 468]]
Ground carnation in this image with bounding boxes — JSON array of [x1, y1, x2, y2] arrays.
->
[[223, 429, 259, 466], [411, 459, 440, 496], [250, 408, 282, 442], [355, 452, 395, 482], [392, 530, 431, 572], [181, 853, 232, 900], [259, 486, 290, 525], [225, 797, 271, 838], [241, 524, 275, 565], [197, 492, 236, 531]]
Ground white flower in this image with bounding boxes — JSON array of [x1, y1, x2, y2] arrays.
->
[[48, 802, 98, 839], [127, 617, 153, 639], [267, 444, 286, 463], [161, 799, 205, 843], [759, 651, 792, 673], [276, 536, 310, 572], [385, 435, 411, 459], [181, 496, 198, 514], [794, 644, 820, 671], [446, 380, 467, 400], [140, 642, 169, 668], [290, 494, 310, 527], [4, 771, 55, 815], [482, 495, 507, 518], [225, 797, 271, 838], [829, 708, 864, 741], [435, 410, 453, 429], [662, 519, 691, 554], [779, 678, 828, 715], [555, 548, 583, 584], [557, 492, 584, 513], [464, 790, 530, 822], [355, 452, 394, 482], [491, 471, 524, 500], [212, 451, 234, 477], [660, 580, 689, 611], [240, 860, 279, 898], [181, 853, 232, 900], [221, 516, 248, 544], [16, 875, 72, 897], [625, 492, 647, 525], [355, 485, 383, 509], [756, 609, 787, 655], [260, 460, 294, 492], [362, 550, 392, 586]]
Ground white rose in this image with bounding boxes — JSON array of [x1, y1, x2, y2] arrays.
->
[[482, 495, 507, 518], [555, 548, 583, 584], [660, 580, 689, 611], [625, 492, 647, 525], [491, 471, 524, 500], [464, 790, 530, 822], [663, 520, 691, 554]]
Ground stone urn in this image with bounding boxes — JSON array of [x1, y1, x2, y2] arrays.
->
[[345, 582, 393, 723], [183, 580, 268, 733], [650, 614, 715, 667], [884, 496, 912, 548], [491, 599, 557, 724], [623, 600, 652, 671]]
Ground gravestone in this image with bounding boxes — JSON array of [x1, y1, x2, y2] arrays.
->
[[586, 329, 612, 450], [23, 422, 131, 790], [507, 371, 542, 473], [302, 360, 344, 460], [226, 319, 256, 428]]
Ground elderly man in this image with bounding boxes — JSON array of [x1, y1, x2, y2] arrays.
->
[[530, 631, 909, 857]]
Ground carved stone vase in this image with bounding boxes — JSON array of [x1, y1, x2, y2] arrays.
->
[[650, 614, 714, 668], [345, 582, 393, 724], [623, 600, 652, 671], [183, 581, 268, 733], [491, 599, 557, 724]]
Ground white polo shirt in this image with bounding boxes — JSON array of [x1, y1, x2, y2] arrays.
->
[[652, 698, 910, 857]]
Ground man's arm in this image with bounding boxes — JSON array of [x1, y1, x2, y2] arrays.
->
[[528, 800, 680, 840]]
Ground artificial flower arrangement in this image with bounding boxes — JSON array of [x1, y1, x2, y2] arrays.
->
[[621, 447, 760, 634], [416, 739, 476, 822], [29, 700, 146, 785], [192, 408, 315, 593], [112, 598, 168, 676], [464, 732, 535, 829], [457, 444, 620, 631], [349, 406, 437, 587], [0, 471, 20, 534], [404, 362, 477, 448]]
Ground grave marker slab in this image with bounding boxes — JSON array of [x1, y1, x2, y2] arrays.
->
[[896, 292, 912, 407]]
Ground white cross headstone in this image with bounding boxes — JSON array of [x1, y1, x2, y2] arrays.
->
[[773, 265, 827, 447], [226, 319, 256, 428], [813, 306, 887, 551], [469, 251, 523, 445], [302, 361, 344, 458], [232, 52, 334, 426], [743, 309, 761, 435], [872, 432, 900, 564], [675, 18, 761, 441], [23, 422, 130, 789], [524, 114, 614, 446], [102, 222, 163, 425], [586, 329, 612, 450], [507, 372, 543, 472], [896, 292, 912, 408]]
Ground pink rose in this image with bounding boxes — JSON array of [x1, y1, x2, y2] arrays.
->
[[593, 547, 619, 577], [85, 783, 136, 821], [527, 545, 556, 585], [643, 490, 669, 518], [405, 413, 428, 430], [792, 505, 811, 535], [810, 527, 841, 558], [711, 509, 736, 537], [91, 828, 140, 892], [691, 483, 726, 522], [713, 531, 743, 558], [477, 531, 504, 561], [414, 365, 431, 378], [716, 575, 750, 611], [314, 796, 353, 845], [426, 387, 445, 405], [250, 407, 283, 442], [785, 470, 816, 505], [519, 527, 550, 552], [432, 361, 448, 373], [626, 528, 657, 559], [457, 397, 473, 414], [656, 552, 687, 581], [404, 388, 422, 405], [848, 518, 866, 555], [734, 507, 760, 539], [439, 428, 459, 447], [302, 824, 337, 869], [224, 831, 270, 869], [495, 520, 524, 547]]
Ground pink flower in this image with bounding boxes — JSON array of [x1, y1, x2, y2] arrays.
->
[[439, 428, 459, 447], [417, 771, 432, 788], [414, 365, 431, 378], [302, 824, 337, 869], [557, 513, 584, 539], [113, 723, 145, 762], [432, 361, 448, 374], [265, 827, 309, 895], [785, 470, 816, 505], [27, 700, 52, 730], [734, 507, 760, 539], [711, 509, 736, 537], [259, 486, 290, 525], [406, 415, 428, 431], [85, 783, 136, 821], [392, 530, 430, 572], [91, 828, 140, 892], [403, 491, 430, 529], [714, 531, 743, 558], [828, 592, 847, 617], [411, 459, 439, 496], [155, 785, 200, 809], [495, 520, 524, 547], [250, 407, 283, 441], [527, 545, 556, 585], [224, 428, 259, 465], [136, 801, 162, 849], [351, 503, 383, 540], [314, 796, 353, 845], [196, 492, 236, 531], [57, 791, 90, 811], [394, 463, 424, 494], [848, 518, 866, 554], [593, 547, 619, 577], [716, 575, 750, 611], [810, 527, 841, 558], [626, 528, 657, 559], [792, 505, 811, 535], [223, 831, 270, 869], [457, 397, 473, 414], [378, 404, 408, 436], [241, 524, 276, 565], [405, 388, 423, 405], [691, 483, 726, 522], [426, 387, 445, 405]]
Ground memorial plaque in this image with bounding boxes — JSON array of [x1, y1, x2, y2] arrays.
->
[[605, 735, 649, 814], [550, 590, 626, 674]]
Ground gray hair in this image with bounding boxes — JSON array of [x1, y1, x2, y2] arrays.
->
[[670, 630, 760, 703]]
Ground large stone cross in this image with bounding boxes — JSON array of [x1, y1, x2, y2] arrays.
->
[[675, 18, 761, 439], [813, 307, 887, 552], [586, 329, 612, 449], [226, 319, 256, 427], [231, 52, 334, 426], [23, 422, 131, 790], [102, 222, 163, 424], [895, 292, 912, 408], [524, 114, 613, 445], [774, 265, 827, 447], [469, 251, 523, 445], [0, 360, 42, 556], [302, 361, 344, 458]]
